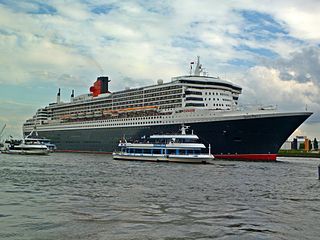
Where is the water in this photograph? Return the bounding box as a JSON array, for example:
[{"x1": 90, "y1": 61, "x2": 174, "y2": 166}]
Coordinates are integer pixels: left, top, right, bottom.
[{"x1": 0, "y1": 153, "x2": 319, "y2": 240}]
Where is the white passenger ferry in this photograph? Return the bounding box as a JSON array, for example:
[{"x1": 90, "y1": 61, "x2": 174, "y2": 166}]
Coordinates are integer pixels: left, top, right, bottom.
[
  {"x1": 112, "y1": 125, "x2": 214, "y2": 163},
  {"x1": 24, "y1": 128, "x2": 57, "y2": 152},
  {"x1": 1, "y1": 139, "x2": 49, "y2": 155}
]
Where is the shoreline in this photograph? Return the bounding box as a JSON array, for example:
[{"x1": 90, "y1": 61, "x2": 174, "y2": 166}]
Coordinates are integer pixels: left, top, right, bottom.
[{"x1": 278, "y1": 150, "x2": 320, "y2": 159}]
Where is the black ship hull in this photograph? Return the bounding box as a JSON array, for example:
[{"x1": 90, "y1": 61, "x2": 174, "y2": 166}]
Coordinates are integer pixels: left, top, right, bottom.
[{"x1": 26, "y1": 112, "x2": 312, "y2": 161}]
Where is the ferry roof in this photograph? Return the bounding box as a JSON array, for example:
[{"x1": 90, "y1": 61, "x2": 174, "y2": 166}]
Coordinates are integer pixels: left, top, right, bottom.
[{"x1": 150, "y1": 134, "x2": 199, "y2": 139}]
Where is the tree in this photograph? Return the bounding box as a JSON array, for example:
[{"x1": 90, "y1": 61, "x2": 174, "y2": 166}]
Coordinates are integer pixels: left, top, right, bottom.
[
  {"x1": 308, "y1": 140, "x2": 312, "y2": 151},
  {"x1": 314, "y1": 138, "x2": 318, "y2": 150},
  {"x1": 291, "y1": 138, "x2": 298, "y2": 150}
]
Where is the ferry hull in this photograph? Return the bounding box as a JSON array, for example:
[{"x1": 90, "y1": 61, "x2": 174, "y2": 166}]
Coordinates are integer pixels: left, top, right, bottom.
[
  {"x1": 112, "y1": 154, "x2": 212, "y2": 164},
  {"x1": 1, "y1": 149, "x2": 49, "y2": 155},
  {"x1": 25, "y1": 112, "x2": 311, "y2": 161}
]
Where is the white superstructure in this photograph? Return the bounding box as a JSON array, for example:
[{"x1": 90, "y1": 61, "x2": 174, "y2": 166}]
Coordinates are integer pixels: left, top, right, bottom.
[{"x1": 23, "y1": 57, "x2": 243, "y2": 133}]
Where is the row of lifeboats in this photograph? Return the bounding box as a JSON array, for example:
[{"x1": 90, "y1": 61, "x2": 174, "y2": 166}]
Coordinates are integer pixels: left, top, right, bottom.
[{"x1": 60, "y1": 106, "x2": 159, "y2": 120}]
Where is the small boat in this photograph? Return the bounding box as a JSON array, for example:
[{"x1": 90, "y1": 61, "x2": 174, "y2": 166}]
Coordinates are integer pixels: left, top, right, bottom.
[
  {"x1": 24, "y1": 127, "x2": 57, "y2": 152},
  {"x1": 112, "y1": 125, "x2": 214, "y2": 163},
  {"x1": 24, "y1": 137, "x2": 56, "y2": 152},
  {"x1": 1, "y1": 138, "x2": 49, "y2": 155}
]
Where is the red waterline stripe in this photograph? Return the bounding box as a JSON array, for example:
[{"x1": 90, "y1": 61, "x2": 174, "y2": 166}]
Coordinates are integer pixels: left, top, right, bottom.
[{"x1": 214, "y1": 154, "x2": 277, "y2": 161}]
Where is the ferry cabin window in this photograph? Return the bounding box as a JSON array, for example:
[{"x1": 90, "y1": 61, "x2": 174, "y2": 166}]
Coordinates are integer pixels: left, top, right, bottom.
[
  {"x1": 174, "y1": 138, "x2": 197, "y2": 143},
  {"x1": 167, "y1": 149, "x2": 176, "y2": 155},
  {"x1": 180, "y1": 149, "x2": 200, "y2": 155},
  {"x1": 135, "y1": 149, "x2": 143, "y2": 154},
  {"x1": 144, "y1": 149, "x2": 152, "y2": 154},
  {"x1": 194, "y1": 149, "x2": 201, "y2": 155},
  {"x1": 153, "y1": 149, "x2": 161, "y2": 154}
]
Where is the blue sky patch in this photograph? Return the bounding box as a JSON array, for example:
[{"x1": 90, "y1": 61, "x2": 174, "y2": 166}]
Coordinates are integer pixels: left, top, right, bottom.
[
  {"x1": 138, "y1": 0, "x2": 173, "y2": 16},
  {"x1": 91, "y1": 4, "x2": 116, "y2": 15},
  {"x1": 227, "y1": 58, "x2": 255, "y2": 68},
  {"x1": 0, "y1": 0, "x2": 57, "y2": 14},
  {"x1": 235, "y1": 44, "x2": 279, "y2": 58},
  {"x1": 236, "y1": 10, "x2": 288, "y2": 42},
  {"x1": 171, "y1": 36, "x2": 206, "y2": 49},
  {"x1": 240, "y1": 10, "x2": 287, "y2": 34},
  {"x1": 27, "y1": 2, "x2": 57, "y2": 15},
  {"x1": 0, "y1": 0, "x2": 57, "y2": 15}
]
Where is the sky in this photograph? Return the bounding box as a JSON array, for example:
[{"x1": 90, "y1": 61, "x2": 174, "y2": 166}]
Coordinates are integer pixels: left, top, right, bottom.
[{"x1": 0, "y1": 0, "x2": 320, "y2": 140}]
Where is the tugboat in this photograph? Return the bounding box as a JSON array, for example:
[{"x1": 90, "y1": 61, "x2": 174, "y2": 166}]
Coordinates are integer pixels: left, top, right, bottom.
[{"x1": 112, "y1": 125, "x2": 214, "y2": 163}]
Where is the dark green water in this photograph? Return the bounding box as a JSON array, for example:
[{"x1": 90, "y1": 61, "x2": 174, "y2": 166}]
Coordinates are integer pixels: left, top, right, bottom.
[{"x1": 0, "y1": 153, "x2": 319, "y2": 240}]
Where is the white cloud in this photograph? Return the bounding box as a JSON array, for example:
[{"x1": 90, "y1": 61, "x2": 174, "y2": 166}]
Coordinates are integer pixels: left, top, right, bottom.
[
  {"x1": 239, "y1": 66, "x2": 320, "y2": 110},
  {"x1": 245, "y1": 0, "x2": 320, "y2": 41},
  {"x1": 0, "y1": 0, "x2": 320, "y2": 138}
]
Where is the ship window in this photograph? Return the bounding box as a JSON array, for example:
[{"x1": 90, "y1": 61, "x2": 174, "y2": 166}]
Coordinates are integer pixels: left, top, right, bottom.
[{"x1": 185, "y1": 103, "x2": 205, "y2": 107}]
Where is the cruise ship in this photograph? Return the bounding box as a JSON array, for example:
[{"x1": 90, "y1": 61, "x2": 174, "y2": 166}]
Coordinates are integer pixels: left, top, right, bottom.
[{"x1": 23, "y1": 57, "x2": 312, "y2": 161}]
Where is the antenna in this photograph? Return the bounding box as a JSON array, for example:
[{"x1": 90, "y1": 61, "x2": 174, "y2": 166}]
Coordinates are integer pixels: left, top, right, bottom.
[
  {"x1": 190, "y1": 61, "x2": 195, "y2": 75},
  {"x1": 194, "y1": 56, "x2": 203, "y2": 76}
]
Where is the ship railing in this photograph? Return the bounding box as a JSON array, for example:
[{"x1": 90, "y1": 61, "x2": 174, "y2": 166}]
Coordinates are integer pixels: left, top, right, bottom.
[{"x1": 236, "y1": 104, "x2": 277, "y2": 111}]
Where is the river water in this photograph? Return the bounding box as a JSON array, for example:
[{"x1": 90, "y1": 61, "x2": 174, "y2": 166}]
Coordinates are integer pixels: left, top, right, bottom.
[{"x1": 0, "y1": 153, "x2": 319, "y2": 240}]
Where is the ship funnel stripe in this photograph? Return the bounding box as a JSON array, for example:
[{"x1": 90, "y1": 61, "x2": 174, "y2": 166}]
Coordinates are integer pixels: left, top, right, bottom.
[{"x1": 90, "y1": 76, "x2": 110, "y2": 97}]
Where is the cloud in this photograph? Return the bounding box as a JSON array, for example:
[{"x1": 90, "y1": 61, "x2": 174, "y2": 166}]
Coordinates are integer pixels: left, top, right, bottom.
[
  {"x1": 0, "y1": 100, "x2": 37, "y2": 138},
  {"x1": 253, "y1": 46, "x2": 320, "y2": 106},
  {"x1": 244, "y1": 0, "x2": 320, "y2": 41},
  {"x1": 0, "y1": 0, "x2": 320, "y2": 138},
  {"x1": 239, "y1": 65, "x2": 319, "y2": 109},
  {"x1": 270, "y1": 47, "x2": 320, "y2": 83},
  {"x1": 237, "y1": 46, "x2": 320, "y2": 128}
]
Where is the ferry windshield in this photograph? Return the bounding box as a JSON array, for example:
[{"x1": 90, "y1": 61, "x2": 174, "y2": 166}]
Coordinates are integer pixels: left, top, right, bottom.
[{"x1": 150, "y1": 138, "x2": 199, "y2": 144}]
